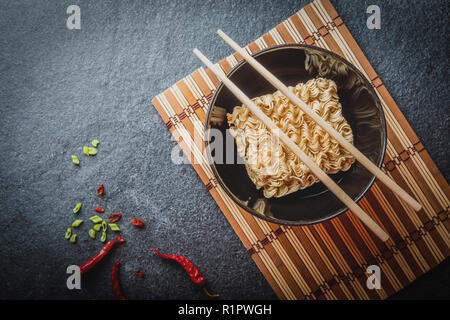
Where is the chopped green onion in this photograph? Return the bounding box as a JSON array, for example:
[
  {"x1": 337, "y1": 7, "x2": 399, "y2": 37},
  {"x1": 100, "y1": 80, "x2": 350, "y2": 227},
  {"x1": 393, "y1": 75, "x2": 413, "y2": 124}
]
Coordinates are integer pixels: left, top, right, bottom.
[
  {"x1": 109, "y1": 224, "x2": 120, "y2": 232},
  {"x1": 100, "y1": 231, "x2": 107, "y2": 242},
  {"x1": 90, "y1": 216, "x2": 103, "y2": 224},
  {"x1": 65, "y1": 228, "x2": 72, "y2": 240},
  {"x1": 72, "y1": 219, "x2": 84, "y2": 228},
  {"x1": 89, "y1": 229, "x2": 96, "y2": 239},
  {"x1": 83, "y1": 146, "x2": 90, "y2": 155},
  {"x1": 72, "y1": 202, "x2": 82, "y2": 214},
  {"x1": 93, "y1": 223, "x2": 102, "y2": 231},
  {"x1": 87, "y1": 147, "x2": 98, "y2": 155},
  {"x1": 71, "y1": 155, "x2": 80, "y2": 165},
  {"x1": 70, "y1": 234, "x2": 77, "y2": 244},
  {"x1": 101, "y1": 220, "x2": 107, "y2": 231},
  {"x1": 91, "y1": 139, "x2": 100, "y2": 147}
]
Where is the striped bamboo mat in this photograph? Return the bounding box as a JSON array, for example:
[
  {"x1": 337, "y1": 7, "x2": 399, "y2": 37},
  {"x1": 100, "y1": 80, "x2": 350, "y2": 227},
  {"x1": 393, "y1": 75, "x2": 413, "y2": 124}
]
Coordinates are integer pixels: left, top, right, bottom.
[{"x1": 151, "y1": 0, "x2": 449, "y2": 300}]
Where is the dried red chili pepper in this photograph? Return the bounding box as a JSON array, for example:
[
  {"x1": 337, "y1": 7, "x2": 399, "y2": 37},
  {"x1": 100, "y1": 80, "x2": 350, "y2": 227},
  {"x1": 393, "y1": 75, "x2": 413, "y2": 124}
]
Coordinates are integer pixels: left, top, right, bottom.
[
  {"x1": 94, "y1": 207, "x2": 104, "y2": 213},
  {"x1": 151, "y1": 249, "x2": 218, "y2": 297},
  {"x1": 131, "y1": 218, "x2": 145, "y2": 228},
  {"x1": 108, "y1": 212, "x2": 122, "y2": 223},
  {"x1": 97, "y1": 184, "x2": 104, "y2": 196},
  {"x1": 112, "y1": 260, "x2": 126, "y2": 300},
  {"x1": 79, "y1": 236, "x2": 125, "y2": 274},
  {"x1": 134, "y1": 270, "x2": 144, "y2": 278}
]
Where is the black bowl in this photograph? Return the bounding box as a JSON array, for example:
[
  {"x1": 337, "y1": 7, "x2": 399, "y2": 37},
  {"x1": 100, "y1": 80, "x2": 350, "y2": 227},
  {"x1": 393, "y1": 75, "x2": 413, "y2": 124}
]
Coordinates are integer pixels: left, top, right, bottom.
[{"x1": 204, "y1": 44, "x2": 386, "y2": 226}]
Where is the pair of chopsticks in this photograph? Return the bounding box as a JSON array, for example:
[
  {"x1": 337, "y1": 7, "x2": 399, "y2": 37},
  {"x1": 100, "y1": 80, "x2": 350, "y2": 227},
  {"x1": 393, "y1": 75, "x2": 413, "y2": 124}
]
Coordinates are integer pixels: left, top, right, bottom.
[{"x1": 193, "y1": 30, "x2": 422, "y2": 242}]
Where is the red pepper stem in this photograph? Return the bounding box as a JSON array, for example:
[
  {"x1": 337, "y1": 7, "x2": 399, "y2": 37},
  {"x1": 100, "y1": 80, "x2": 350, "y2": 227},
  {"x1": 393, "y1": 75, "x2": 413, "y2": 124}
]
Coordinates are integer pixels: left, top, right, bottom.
[{"x1": 202, "y1": 286, "x2": 219, "y2": 298}]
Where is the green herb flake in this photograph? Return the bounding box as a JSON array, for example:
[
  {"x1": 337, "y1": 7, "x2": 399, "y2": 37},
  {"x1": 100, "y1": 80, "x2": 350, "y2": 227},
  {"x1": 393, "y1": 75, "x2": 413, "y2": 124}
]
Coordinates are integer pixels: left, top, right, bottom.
[
  {"x1": 87, "y1": 147, "x2": 98, "y2": 156},
  {"x1": 109, "y1": 224, "x2": 120, "y2": 232},
  {"x1": 89, "y1": 229, "x2": 96, "y2": 239},
  {"x1": 72, "y1": 219, "x2": 84, "y2": 228},
  {"x1": 93, "y1": 223, "x2": 102, "y2": 231},
  {"x1": 91, "y1": 139, "x2": 100, "y2": 147},
  {"x1": 100, "y1": 231, "x2": 107, "y2": 242},
  {"x1": 72, "y1": 202, "x2": 82, "y2": 214},
  {"x1": 89, "y1": 216, "x2": 103, "y2": 224},
  {"x1": 71, "y1": 155, "x2": 80, "y2": 165},
  {"x1": 70, "y1": 234, "x2": 77, "y2": 244},
  {"x1": 65, "y1": 228, "x2": 72, "y2": 240},
  {"x1": 83, "y1": 146, "x2": 90, "y2": 155}
]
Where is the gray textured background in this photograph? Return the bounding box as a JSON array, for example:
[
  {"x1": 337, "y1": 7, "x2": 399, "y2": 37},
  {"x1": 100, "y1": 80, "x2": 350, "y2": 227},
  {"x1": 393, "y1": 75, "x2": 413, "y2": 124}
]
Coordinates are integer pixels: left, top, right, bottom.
[{"x1": 0, "y1": 0, "x2": 448, "y2": 300}]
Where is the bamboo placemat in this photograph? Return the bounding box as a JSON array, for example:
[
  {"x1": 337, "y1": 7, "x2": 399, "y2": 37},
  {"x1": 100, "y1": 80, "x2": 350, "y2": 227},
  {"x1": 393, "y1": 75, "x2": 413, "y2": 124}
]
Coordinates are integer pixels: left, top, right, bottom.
[{"x1": 151, "y1": 0, "x2": 449, "y2": 300}]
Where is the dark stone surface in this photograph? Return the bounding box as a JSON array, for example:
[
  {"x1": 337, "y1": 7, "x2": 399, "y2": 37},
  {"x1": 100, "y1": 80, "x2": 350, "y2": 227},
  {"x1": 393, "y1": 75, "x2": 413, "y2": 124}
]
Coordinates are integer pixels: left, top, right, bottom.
[{"x1": 0, "y1": 0, "x2": 448, "y2": 300}]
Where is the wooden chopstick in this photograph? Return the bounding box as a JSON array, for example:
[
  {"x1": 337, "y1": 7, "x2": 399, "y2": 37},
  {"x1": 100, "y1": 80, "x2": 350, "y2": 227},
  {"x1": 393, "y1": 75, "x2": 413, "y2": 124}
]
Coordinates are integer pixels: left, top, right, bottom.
[
  {"x1": 193, "y1": 48, "x2": 390, "y2": 242},
  {"x1": 216, "y1": 29, "x2": 422, "y2": 212}
]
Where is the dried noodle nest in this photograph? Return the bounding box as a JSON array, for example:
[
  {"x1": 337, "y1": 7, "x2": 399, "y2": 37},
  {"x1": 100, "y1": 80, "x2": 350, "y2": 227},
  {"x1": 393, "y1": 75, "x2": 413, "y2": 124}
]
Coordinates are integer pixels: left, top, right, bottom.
[{"x1": 227, "y1": 77, "x2": 355, "y2": 198}]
